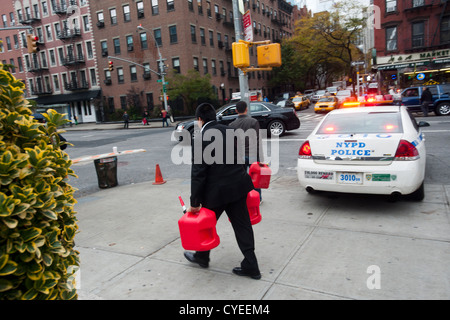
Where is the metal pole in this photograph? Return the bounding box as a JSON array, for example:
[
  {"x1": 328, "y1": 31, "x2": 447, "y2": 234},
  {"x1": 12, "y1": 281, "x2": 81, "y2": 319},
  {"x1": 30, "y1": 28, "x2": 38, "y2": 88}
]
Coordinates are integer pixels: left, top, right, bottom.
[{"x1": 232, "y1": 0, "x2": 250, "y2": 110}]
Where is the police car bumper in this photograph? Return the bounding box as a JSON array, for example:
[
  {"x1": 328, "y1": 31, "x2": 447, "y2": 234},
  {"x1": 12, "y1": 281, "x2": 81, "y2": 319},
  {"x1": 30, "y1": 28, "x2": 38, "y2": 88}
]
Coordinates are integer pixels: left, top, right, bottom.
[{"x1": 297, "y1": 159, "x2": 424, "y2": 196}]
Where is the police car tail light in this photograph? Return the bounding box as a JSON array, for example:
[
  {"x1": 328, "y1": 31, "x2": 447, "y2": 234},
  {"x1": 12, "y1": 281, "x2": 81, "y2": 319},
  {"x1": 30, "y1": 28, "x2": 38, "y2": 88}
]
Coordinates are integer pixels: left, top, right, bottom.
[
  {"x1": 395, "y1": 140, "x2": 419, "y2": 160},
  {"x1": 299, "y1": 141, "x2": 312, "y2": 159}
]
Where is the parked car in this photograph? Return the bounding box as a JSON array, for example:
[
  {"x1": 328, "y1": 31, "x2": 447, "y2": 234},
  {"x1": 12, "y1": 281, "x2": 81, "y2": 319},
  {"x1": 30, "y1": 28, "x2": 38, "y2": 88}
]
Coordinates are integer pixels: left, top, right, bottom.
[
  {"x1": 297, "y1": 106, "x2": 429, "y2": 200},
  {"x1": 311, "y1": 90, "x2": 326, "y2": 103},
  {"x1": 400, "y1": 84, "x2": 450, "y2": 116},
  {"x1": 335, "y1": 89, "x2": 353, "y2": 105},
  {"x1": 314, "y1": 96, "x2": 338, "y2": 113},
  {"x1": 326, "y1": 86, "x2": 339, "y2": 95},
  {"x1": 175, "y1": 101, "x2": 300, "y2": 141},
  {"x1": 303, "y1": 89, "x2": 315, "y2": 101},
  {"x1": 291, "y1": 95, "x2": 310, "y2": 110},
  {"x1": 276, "y1": 99, "x2": 295, "y2": 109}
]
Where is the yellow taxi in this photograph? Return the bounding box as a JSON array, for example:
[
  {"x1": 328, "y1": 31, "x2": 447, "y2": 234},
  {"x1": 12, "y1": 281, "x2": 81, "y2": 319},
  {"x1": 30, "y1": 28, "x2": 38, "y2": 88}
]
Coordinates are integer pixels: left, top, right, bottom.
[
  {"x1": 291, "y1": 95, "x2": 310, "y2": 111},
  {"x1": 314, "y1": 96, "x2": 338, "y2": 113}
]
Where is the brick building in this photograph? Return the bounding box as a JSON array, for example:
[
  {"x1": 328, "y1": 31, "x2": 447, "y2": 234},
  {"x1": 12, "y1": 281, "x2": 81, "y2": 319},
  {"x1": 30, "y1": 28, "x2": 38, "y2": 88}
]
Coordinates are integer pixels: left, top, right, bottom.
[
  {"x1": 4, "y1": 0, "x2": 101, "y2": 123},
  {"x1": 92, "y1": 0, "x2": 295, "y2": 120},
  {"x1": 1, "y1": 0, "x2": 295, "y2": 123},
  {"x1": 374, "y1": 0, "x2": 450, "y2": 91}
]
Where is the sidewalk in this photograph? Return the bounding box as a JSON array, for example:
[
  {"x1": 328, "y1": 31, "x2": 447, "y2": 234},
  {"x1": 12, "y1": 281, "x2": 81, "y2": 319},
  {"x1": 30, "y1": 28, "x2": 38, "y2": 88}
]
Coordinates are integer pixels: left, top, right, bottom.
[
  {"x1": 74, "y1": 174, "x2": 450, "y2": 300},
  {"x1": 64, "y1": 119, "x2": 181, "y2": 131}
]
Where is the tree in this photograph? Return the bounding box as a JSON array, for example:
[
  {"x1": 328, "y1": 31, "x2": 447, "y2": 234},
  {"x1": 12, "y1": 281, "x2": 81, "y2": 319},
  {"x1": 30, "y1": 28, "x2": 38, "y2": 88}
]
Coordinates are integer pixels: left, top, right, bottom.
[
  {"x1": 166, "y1": 69, "x2": 217, "y2": 115},
  {"x1": 274, "y1": 0, "x2": 367, "y2": 90},
  {"x1": 0, "y1": 64, "x2": 79, "y2": 300}
]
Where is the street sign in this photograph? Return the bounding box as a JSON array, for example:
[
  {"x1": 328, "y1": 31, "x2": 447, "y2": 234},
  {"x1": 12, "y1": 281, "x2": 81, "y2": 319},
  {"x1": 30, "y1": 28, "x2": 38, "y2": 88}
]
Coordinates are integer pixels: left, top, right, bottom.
[
  {"x1": 243, "y1": 10, "x2": 253, "y2": 42},
  {"x1": 157, "y1": 79, "x2": 162, "y2": 83},
  {"x1": 351, "y1": 61, "x2": 365, "y2": 67}
]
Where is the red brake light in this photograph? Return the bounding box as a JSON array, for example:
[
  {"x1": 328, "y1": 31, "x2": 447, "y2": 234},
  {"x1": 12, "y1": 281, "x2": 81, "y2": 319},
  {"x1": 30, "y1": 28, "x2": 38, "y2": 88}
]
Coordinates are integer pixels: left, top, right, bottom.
[
  {"x1": 299, "y1": 140, "x2": 312, "y2": 158},
  {"x1": 395, "y1": 140, "x2": 419, "y2": 160}
]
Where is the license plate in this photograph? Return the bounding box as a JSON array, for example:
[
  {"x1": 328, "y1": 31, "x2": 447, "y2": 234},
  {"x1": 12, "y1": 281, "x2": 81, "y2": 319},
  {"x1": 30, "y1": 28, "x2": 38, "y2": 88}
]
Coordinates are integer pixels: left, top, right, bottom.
[{"x1": 338, "y1": 172, "x2": 363, "y2": 184}]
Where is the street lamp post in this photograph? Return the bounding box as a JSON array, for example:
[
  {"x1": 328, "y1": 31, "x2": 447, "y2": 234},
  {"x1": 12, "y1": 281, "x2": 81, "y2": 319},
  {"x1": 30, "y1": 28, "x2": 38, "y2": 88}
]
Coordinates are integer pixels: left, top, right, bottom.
[{"x1": 137, "y1": 25, "x2": 168, "y2": 111}]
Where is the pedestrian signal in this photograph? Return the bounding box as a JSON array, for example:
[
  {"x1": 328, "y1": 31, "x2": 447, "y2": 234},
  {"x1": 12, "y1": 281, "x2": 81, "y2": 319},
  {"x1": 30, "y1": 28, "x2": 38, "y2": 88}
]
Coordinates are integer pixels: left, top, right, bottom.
[
  {"x1": 26, "y1": 34, "x2": 39, "y2": 54},
  {"x1": 232, "y1": 42, "x2": 250, "y2": 68},
  {"x1": 108, "y1": 60, "x2": 114, "y2": 72},
  {"x1": 257, "y1": 43, "x2": 281, "y2": 67}
]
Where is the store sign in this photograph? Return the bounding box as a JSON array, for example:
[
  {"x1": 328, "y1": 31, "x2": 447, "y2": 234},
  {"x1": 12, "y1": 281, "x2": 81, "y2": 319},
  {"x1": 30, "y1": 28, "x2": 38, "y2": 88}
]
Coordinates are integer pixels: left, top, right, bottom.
[{"x1": 416, "y1": 73, "x2": 425, "y2": 81}]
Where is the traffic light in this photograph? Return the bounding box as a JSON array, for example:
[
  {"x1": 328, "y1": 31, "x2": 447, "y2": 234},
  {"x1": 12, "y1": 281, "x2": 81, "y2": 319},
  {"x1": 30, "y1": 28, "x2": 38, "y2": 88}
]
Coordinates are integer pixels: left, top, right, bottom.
[
  {"x1": 26, "y1": 34, "x2": 39, "y2": 54},
  {"x1": 108, "y1": 60, "x2": 114, "y2": 72},
  {"x1": 232, "y1": 42, "x2": 250, "y2": 68},
  {"x1": 257, "y1": 43, "x2": 281, "y2": 67}
]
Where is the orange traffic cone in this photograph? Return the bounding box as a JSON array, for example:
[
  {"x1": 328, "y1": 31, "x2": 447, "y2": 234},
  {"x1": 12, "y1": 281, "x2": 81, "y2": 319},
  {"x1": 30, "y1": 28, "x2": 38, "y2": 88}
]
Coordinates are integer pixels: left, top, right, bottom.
[{"x1": 153, "y1": 164, "x2": 166, "y2": 185}]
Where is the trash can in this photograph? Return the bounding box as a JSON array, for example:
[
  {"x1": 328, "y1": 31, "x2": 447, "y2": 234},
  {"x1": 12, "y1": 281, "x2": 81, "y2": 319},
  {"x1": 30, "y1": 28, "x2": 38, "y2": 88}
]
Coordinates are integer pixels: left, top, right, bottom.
[{"x1": 94, "y1": 157, "x2": 118, "y2": 188}]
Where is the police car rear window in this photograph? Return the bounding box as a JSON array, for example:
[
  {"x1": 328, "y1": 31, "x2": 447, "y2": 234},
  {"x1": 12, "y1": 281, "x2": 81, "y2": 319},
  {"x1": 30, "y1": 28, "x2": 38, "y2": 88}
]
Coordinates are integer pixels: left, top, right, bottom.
[{"x1": 317, "y1": 112, "x2": 403, "y2": 135}]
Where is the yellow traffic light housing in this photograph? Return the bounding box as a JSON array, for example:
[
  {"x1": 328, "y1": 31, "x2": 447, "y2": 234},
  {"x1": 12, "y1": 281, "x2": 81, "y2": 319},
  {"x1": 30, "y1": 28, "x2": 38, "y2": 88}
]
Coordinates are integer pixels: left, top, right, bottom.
[
  {"x1": 257, "y1": 43, "x2": 281, "y2": 67},
  {"x1": 108, "y1": 60, "x2": 114, "y2": 72},
  {"x1": 26, "y1": 34, "x2": 39, "y2": 54},
  {"x1": 232, "y1": 42, "x2": 250, "y2": 68}
]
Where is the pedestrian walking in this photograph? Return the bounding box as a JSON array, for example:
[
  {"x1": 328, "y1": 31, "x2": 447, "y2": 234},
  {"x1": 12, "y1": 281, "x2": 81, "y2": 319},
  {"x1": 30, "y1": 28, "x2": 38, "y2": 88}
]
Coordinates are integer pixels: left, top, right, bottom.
[
  {"x1": 183, "y1": 103, "x2": 261, "y2": 280},
  {"x1": 420, "y1": 87, "x2": 432, "y2": 117},
  {"x1": 161, "y1": 108, "x2": 169, "y2": 127},
  {"x1": 229, "y1": 101, "x2": 264, "y2": 203},
  {"x1": 123, "y1": 111, "x2": 130, "y2": 129}
]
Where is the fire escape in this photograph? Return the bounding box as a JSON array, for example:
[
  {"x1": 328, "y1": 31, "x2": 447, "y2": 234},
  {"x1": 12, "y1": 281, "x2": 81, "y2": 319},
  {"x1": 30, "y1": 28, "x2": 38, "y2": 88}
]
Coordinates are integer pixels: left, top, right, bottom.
[{"x1": 54, "y1": 0, "x2": 88, "y2": 91}]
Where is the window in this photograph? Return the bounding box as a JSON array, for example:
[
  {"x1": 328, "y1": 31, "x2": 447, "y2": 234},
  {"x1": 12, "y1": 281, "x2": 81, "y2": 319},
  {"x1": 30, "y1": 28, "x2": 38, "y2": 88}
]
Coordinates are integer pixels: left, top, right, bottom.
[
  {"x1": 386, "y1": 26, "x2": 397, "y2": 51},
  {"x1": 117, "y1": 67, "x2": 124, "y2": 83},
  {"x1": 209, "y1": 30, "x2": 214, "y2": 46},
  {"x1": 97, "y1": 12, "x2": 104, "y2": 23},
  {"x1": 412, "y1": 21, "x2": 424, "y2": 48},
  {"x1": 146, "y1": 93, "x2": 154, "y2": 109},
  {"x1": 140, "y1": 32, "x2": 148, "y2": 49},
  {"x1": 126, "y1": 35, "x2": 134, "y2": 51},
  {"x1": 143, "y1": 63, "x2": 151, "y2": 79},
  {"x1": 49, "y1": 49, "x2": 56, "y2": 65},
  {"x1": 172, "y1": 57, "x2": 180, "y2": 73},
  {"x1": 53, "y1": 75, "x2": 60, "y2": 91},
  {"x1": 188, "y1": 0, "x2": 194, "y2": 11},
  {"x1": 113, "y1": 38, "x2": 121, "y2": 54},
  {"x1": 130, "y1": 66, "x2": 137, "y2": 81},
  {"x1": 45, "y1": 25, "x2": 52, "y2": 41},
  {"x1": 441, "y1": 16, "x2": 450, "y2": 44},
  {"x1": 152, "y1": 0, "x2": 159, "y2": 15},
  {"x1": 412, "y1": 0, "x2": 424, "y2": 7},
  {"x1": 123, "y1": 5, "x2": 131, "y2": 22},
  {"x1": 167, "y1": 0, "x2": 174, "y2": 11},
  {"x1": 110, "y1": 8, "x2": 117, "y2": 24},
  {"x1": 386, "y1": 0, "x2": 397, "y2": 12},
  {"x1": 154, "y1": 29, "x2": 162, "y2": 46},
  {"x1": 137, "y1": 1, "x2": 144, "y2": 18},
  {"x1": 90, "y1": 68, "x2": 97, "y2": 86},
  {"x1": 200, "y1": 28, "x2": 205, "y2": 45},
  {"x1": 120, "y1": 96, "x2": 127, "y2": 109},
  {"x1": 83, "y1": 15, "x2": 90, "y2": 31},
  {"x1": 193, "y1": 57, "x2": 199, "y2": 71},
  {"x1": 203, "y1": 58, "x2": 208, "y2": 74},
  {"x1": 211, "y1": 59, "x2": 216, "y2": 75},
  {"x1": 101, "y1": 41, "x2": 108, "y2": 56},
  {"x1": 191, "y1": 25, "x2": 197, "y2": 43},
  {"x1": 198, "y1": 0, "x2": 203, "y2": 14},
  {"x1": 86, "y1": 41, "x2": 93, "y2": 58},
  {"x1": 206, "y1": 1, "x2": 211, "y2": 17},
  {"x1": 2, "y1": 14, "x2": 7, "y2": 27},
  {"x1": 169, "y1": 25, "x2": 177, "y2": 43}
]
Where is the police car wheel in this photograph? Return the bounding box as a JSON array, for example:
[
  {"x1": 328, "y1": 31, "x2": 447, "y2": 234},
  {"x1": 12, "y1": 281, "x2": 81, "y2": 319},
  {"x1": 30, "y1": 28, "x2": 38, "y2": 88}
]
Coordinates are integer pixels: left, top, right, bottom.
[{"x1": 409, "y1": 182, "x2": 425, "y2": 201}]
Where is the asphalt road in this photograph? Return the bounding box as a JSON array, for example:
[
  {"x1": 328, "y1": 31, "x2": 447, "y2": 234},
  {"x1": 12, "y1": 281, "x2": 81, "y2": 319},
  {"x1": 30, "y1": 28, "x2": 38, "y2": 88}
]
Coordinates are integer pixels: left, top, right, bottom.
[{"x1": 63, "y1": 106, "x2": 450, "y2": 199}]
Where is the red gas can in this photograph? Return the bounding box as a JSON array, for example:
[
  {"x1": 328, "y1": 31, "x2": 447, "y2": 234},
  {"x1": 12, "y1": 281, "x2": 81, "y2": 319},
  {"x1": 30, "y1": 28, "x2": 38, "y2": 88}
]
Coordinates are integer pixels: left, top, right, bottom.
[
  {"x1": 249, "y1": 162, "x2": 271, "y2": 189},
  {"x1": 178, "y1": 208, "x2": 220, "y2": 251},
  {"x1": 247, "y1": 190, "x2": 262, "y2": 225}
]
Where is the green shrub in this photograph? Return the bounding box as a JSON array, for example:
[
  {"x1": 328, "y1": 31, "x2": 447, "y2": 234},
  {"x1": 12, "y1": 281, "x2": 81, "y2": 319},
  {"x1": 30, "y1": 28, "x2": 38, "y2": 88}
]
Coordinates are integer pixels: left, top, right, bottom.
[{"x1": 0, "y1": 65, "x2": 79, "y2": 299}]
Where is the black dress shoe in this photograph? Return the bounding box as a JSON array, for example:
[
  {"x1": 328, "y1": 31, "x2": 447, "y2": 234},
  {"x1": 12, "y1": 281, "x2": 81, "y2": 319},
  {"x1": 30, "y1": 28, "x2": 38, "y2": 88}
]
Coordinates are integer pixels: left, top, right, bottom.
[
  {"x1": 232, "y1": 267, "x2": 261, "y2": 280},
  {"x1": 183, "y1": 252, "x2": 209, "y2": 268}
]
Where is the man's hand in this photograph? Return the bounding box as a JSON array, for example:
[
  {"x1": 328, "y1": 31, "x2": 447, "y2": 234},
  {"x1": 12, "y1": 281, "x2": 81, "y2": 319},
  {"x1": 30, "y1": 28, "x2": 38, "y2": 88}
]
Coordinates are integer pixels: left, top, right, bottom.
[{"x1": 187, "y1": 206, "x2": 201, "y2": 213}]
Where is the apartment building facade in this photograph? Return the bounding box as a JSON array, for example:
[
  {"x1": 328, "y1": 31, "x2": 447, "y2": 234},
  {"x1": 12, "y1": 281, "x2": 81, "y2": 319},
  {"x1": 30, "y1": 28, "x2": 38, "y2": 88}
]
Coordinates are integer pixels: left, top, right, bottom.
[
  {"x1": 374, "y1": 0, "x2": 450, "y2": 90},
  {"x1": 4, "y1": 0, "x2": 100, "y2": 123},
  {"x1": 2, "y1": 0, "x2": 295, "y2": 123},
  {"x1": 92, "y1": 0, "x2": 295, "y2": 120}
]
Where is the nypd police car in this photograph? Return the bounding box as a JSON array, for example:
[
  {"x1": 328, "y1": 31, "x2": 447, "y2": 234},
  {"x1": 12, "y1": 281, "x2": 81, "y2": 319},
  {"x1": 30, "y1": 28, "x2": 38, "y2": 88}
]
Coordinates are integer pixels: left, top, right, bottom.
[{"x1": 297, "y1": 106, "x2": 429, "y2": 200}]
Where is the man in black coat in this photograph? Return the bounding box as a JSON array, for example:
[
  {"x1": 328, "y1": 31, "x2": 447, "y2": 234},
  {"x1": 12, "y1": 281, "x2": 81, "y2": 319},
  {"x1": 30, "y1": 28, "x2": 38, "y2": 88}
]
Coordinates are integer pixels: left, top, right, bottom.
[
  {"x1": 183, "y1": 103, "x2": 261, "y2": 279},
  {"x1": 420, "y1": 87, "x2": 432, "y2": 117}
]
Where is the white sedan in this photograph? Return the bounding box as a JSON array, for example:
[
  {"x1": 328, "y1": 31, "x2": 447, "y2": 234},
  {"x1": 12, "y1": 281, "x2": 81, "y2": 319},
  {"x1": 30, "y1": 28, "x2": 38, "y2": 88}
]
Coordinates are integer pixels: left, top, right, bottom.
[{"x1": 297, "y1": 106, "x2": 430, "y2": 200}]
